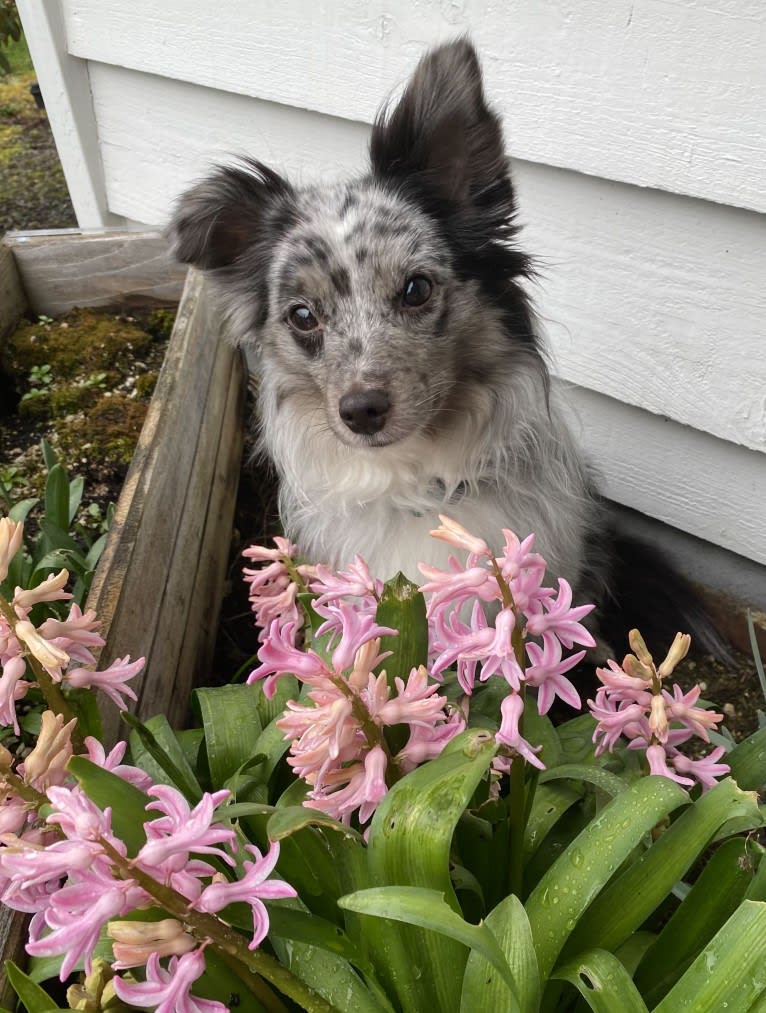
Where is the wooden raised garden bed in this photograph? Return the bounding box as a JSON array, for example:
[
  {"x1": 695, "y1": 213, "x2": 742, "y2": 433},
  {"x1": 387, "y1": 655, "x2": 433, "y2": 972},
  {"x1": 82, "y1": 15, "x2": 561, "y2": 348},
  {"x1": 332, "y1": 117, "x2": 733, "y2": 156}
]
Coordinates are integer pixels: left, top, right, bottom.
[
  {"x1": 1, "y1": 229, "x2": 247, "y2": 739},
  {"x1": 0, "y1": 232, "x2": 247, "y2": 1001}
]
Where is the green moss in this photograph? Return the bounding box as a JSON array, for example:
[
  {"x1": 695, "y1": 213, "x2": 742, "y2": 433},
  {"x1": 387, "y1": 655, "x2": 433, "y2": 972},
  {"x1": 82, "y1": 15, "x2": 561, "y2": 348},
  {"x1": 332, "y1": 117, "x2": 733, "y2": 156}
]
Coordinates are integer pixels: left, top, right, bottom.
[
  {"x1": 56, "y1": 394, "x2": 148, "y2": 472},
  {"x1": 3, "y1": 309, "x2": 154, "y2": 381},
  {"x1": 146, "y1": 309, "x2": 176, "y2": 341},
  {"x1": 134, "y1": 370, "x2": 159, "y2": 399}
]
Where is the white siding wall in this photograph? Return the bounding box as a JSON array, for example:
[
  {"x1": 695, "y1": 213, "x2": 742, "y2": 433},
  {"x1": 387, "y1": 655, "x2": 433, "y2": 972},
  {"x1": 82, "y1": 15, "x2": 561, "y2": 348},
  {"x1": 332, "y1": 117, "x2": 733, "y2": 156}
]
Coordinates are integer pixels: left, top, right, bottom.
[{"x1": 17, "y1": 0, "x2": 766, "y2": 566}]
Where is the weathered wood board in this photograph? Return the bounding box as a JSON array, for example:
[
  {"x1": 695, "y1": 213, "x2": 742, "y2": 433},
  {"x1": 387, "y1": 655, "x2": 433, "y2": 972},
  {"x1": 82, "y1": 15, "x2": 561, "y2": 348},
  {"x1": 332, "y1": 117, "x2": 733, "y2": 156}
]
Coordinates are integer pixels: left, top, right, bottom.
[
  {"x1": 5, "y1": 229, "x2": 187, "y2": 316},
  {"x1": 0, "y1": 242, "x2": 27, "y2": 340},
  {"x1": 86, "y1": 268, "x2": 246, "y2": 742}
]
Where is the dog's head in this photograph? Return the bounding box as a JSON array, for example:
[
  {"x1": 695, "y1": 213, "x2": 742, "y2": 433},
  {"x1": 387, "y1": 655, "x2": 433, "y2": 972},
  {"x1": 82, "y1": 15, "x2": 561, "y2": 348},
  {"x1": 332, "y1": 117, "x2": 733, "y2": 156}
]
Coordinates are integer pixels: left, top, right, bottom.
[{"x1": 169, "y1": 39, "x2": 538, "y2": 449}]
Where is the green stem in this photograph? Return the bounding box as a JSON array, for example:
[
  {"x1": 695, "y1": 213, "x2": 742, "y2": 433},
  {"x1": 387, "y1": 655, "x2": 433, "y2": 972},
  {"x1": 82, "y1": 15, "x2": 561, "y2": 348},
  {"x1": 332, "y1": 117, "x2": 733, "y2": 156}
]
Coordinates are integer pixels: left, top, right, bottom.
[{"x1": 100, "y1": 839, "x2": 342, "y2": 1013}]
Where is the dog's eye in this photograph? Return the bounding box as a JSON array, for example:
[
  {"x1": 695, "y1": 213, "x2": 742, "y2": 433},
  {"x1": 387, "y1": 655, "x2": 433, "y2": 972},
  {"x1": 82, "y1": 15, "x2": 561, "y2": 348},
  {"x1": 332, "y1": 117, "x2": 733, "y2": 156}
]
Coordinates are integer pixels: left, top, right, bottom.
[
  {"x1": 288, "y1": 305, "x2": 320, "y2": 332},
  {"x1": 402, "y1": 276, "x2": 432, "y2": 308}
]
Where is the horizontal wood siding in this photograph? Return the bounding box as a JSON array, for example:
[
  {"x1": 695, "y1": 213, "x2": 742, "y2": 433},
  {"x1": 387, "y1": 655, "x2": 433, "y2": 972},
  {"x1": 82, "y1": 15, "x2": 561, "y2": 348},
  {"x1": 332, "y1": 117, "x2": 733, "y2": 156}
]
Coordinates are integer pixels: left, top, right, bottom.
[{"x1": 63, "y1": 0, "x2": 766, "y2": 212}]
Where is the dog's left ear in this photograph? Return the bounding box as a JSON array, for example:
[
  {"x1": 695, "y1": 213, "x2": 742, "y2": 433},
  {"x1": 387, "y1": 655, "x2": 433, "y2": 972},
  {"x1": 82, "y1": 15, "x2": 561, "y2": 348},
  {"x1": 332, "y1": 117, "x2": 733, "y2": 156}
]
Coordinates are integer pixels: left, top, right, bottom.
[{"x1": 370, "y1": 38, "x2": 512, "y2": 231}]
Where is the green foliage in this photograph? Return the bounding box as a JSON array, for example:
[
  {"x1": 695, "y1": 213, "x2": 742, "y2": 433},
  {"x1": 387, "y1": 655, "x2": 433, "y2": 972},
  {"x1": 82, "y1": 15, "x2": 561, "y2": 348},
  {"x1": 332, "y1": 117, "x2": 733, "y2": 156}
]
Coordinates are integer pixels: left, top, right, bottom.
[
  {"x1": 17, "y1": 570, "x2": 766, "y2": 1012},
  {"x1": 0, "y1": 1, "x2": 22, "y2": 76},
  {"x1": 0, "y1": 438, "x2": 111, "y2": 610}
]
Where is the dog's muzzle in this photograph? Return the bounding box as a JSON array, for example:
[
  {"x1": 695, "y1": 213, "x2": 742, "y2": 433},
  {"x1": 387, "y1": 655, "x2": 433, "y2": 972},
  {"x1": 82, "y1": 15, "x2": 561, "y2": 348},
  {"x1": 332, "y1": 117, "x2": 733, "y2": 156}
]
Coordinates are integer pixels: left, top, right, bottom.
[{"x1": 338, "y1": 388, "x2": 390, "y2": 436}]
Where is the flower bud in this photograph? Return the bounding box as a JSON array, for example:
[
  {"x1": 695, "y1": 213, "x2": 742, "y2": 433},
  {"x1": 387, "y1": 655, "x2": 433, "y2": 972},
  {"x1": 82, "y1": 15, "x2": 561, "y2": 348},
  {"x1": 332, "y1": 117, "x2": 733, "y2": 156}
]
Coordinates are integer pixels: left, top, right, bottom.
[
  {"x1": 13, "y1": 569, "x2": 71, "y2": 609},
  {"x1": 107, "y1": 918, "x2": 197, "y2": 968},
  {"x1": 429, "y1": 515, "x2": 491, "y2": 557},
  {"x1": 14, "y1": 620, "x2": 69, "y2": 675},
  {"x1": 622, "y1": 653, "x2": 653, "y2": 684},
  {"x1": 22, "y1": 710, "x2": 76, "y2": 790},
  {"x1": 0, "y1": 518, "x2": 24, "y2": 584},
  {"x1": 628, "y1": 629, "x2": 654, "y2": 668},
  {"x1": 648, "y1": 693, "x2": 669, "y2": 743},
  {"x1": 657, "y1": 632, "x2": 692, "y2": 680}
]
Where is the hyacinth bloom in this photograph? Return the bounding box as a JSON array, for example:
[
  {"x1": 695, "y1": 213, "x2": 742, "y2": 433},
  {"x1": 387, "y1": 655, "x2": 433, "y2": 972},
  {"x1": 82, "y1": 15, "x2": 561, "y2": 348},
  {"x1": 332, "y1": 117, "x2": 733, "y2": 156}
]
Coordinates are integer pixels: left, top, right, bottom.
[
  {"x1": 242, "y1": 536, "x2": 315, "y2": 639},
  {"x1": 114, "y1": 948, "x2": 227, "y2": 1013},
  {"x1": 244, "y1": 515, "x2": 598, "y2": 819},
  {"x1": 197, "y1": 842, "x2": 296, "y2": 949},
  {"x1": 588, "y1": 629, "x2": 729, "y2": 791},
  {"x1": 0, "y1": 548, "x2": 145, "y2": 729}
]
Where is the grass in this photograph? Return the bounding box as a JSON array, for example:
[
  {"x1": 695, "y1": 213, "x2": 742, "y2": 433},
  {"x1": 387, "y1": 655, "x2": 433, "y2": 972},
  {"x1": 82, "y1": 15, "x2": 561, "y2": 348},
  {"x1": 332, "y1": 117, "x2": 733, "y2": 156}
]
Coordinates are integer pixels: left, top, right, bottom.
[{"x1": 1, "y1": 30, "x2": 32, "y2": 76}]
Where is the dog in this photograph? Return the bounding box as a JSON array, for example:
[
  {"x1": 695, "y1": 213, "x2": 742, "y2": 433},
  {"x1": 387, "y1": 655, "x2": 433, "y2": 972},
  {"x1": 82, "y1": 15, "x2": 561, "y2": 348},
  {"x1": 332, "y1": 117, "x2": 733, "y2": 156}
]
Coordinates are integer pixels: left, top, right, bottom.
[{"x1": 168, "y1": 38, "x2": 723, "y2": 657}]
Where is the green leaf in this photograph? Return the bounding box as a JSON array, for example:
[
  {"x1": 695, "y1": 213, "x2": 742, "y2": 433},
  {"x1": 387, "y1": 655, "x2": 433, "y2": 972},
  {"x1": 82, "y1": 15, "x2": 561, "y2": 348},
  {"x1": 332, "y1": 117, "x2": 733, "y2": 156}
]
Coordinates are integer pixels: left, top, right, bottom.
[
  {"x1": 524, "y1": 774, "x2": 688, "y2": 983},
  {"x1": 727, "y1": 726, "x2": 766, "y2": 791},
  {"x1": 8, "y1": 496, "x2": 38, "y2": 524},
  {"x1": 43, "y1": 464, "x2": 69, "y2": 533},
  {"x1": 653, "y1": 900, "x2": 766, "y2": 1013},
  {"x1": 125, "y1": 712, "x2": 203, "y2": 802},
  {"x1": 37, "y1": 518, "x2": 80, "y2": 555},
  {"x1": 563, "y1": 777, "x2": 763, "y2": 959},
  {"x1": 362, "y1": 729, "x2": 498, "y2": 1013},
  {"x1": 552, "y1": 949, "x2": 649, "y2": 1013},
  {"x1": 67, "y1": 756, "x2": 151, "y2": 855},
  {"x1": 193, "y1": 684, "x2": 264, "y2": 787},
  {"x1": 68, "y1": 474, "x2": 84, "y2": 525},
  {"x1": 461, "y1": 893, "x2": 539, "y2": 1013},
  {"x1": 3, "y1": 961, "x2": 65, "y2": 1013},
  {"x1": 40, "y1": 438, "x2": 58, "y2": 471},
  {"x1": 268, "y1": 805, "x2": 364, "y2": 844},
  {"x1": 634, "y1": 837, "x2": 761, "y2": 1006},
  {"x1": 268, "y1": 903, "x2": 365, "y2": 965},
  {"x1": 339, "y1": 887, "x2": 519, "y2": 1005},
  {"x1": 538, "y1": 763, "x2": 629, "y2": 798},
  {"x1": 523, "y1": 781, "x2": 582, "y2": 861},
  {"x1": 66, "y1": 687, "x2": 103, "y2": 740},
  {"x1": 375, "y1": 573, "x2": 428, "y2": 683}
]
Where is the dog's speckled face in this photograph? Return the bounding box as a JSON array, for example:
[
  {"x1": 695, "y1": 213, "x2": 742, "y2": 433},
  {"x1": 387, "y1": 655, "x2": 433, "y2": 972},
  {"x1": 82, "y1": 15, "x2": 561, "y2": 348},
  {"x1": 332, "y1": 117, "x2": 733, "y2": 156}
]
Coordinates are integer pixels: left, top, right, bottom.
[
  {"x1": 260, "y1": 181, "x2": 483, "y2": 448},
  {"x1": 169, "y1": 39, "x2": 537, "y2": 450}
]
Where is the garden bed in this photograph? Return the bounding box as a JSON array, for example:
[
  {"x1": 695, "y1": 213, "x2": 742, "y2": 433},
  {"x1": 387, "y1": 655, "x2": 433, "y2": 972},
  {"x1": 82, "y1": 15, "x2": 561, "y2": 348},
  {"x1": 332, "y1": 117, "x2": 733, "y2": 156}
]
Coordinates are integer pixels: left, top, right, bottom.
[{"x1": 1, "y1": 230, "x2": 246, "y2": 740}]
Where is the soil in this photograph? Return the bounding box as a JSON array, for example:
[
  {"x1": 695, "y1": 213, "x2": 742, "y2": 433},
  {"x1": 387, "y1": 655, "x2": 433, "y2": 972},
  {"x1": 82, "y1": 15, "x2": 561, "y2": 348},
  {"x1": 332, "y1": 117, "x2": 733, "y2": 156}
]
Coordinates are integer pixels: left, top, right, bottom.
[{"x1": 1, "y1": 56, "x2": 762, "y2": 747}]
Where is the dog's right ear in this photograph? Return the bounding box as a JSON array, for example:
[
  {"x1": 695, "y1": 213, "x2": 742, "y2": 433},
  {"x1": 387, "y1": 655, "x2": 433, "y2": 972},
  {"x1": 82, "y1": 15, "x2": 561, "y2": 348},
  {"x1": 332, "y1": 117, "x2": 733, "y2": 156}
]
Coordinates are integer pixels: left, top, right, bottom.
[{"x1": 168, "y1": 158, "x2": 295, "y2": 271}]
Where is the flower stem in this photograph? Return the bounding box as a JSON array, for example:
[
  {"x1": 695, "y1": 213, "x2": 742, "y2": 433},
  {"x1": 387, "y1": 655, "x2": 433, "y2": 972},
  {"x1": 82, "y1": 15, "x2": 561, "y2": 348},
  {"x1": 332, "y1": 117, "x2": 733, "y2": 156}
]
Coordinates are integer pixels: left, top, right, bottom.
[{"x1": 100, "y1": 839, "x2": 343, "y2": 1013}]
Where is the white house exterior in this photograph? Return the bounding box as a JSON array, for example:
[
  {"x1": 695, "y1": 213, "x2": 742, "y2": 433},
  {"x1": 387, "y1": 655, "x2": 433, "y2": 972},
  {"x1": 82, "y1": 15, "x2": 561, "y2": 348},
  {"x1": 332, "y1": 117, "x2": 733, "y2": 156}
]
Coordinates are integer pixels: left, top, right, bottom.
[{"x1": 16, "y1": 1, "x2": 766, "y2": 596}]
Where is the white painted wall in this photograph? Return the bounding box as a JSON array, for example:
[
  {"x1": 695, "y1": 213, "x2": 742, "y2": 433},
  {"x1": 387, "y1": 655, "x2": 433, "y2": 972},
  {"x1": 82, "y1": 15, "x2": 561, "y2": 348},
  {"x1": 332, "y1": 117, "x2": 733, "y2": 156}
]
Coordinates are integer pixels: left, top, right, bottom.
[{"x1": 16, "y1": 0, "x2": 766, "y2": 571}]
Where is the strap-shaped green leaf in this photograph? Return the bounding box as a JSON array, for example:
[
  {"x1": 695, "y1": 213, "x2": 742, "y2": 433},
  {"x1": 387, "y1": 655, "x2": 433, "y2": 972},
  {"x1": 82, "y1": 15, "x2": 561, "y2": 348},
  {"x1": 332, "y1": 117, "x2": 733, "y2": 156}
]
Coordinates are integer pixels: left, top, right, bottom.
[
  {"x1": 43, "y1": 464, "x2": 70, "y2": 534},
  {"x1": 727, "y1": 726, "x2": 766, "y2": 791},
  {"x1": 125, "y1": 712, "x2": 203, "y2": 802},
  {"x1": 653, "y1": 900, "x2": 766, "y2": 1013},
  {"x1": 635, "y1": 836, "x2": 760, "y2": 1007},
  {"x1": 375, "y1": 572, "x2": 428, "y2": 684},
  {"x1": 461, "y1": 893, "x2": 540, "y2": 1013},
  {"x1": 523, "y1": 781, "x2": 582, "y2": 861},
  {"x1": 339, "y1": 886, "x2": 519, "y2": 1008},
  {"x1": 525, "y1": 775, "x2": 688, "y2": 983},
  {"x1": 563, "y1": 777, "x2": 762, "y2": 959},
  {"x1": 67, "y1": 755, "x2": 152, "y2": 856},
  {"x1": 193, "y1": 684, "x2": 263, "y2": 787},
  {"x1": 361, "y1": 729, "x2": 498, "y2": 1013},
  {"x1": 3, "y1": 961, "x2": 65, "y2": 1013},
  {"x1": 552, "y1": 949, "x2": 649, "y2": 1013}
]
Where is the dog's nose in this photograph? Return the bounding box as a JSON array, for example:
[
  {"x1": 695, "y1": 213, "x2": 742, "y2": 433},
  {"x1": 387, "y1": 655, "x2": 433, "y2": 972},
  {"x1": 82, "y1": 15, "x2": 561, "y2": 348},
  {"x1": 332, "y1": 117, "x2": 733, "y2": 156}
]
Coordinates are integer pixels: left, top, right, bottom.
[{"x1": 338, "y1": 388, "x2": 390, "y2": 435}]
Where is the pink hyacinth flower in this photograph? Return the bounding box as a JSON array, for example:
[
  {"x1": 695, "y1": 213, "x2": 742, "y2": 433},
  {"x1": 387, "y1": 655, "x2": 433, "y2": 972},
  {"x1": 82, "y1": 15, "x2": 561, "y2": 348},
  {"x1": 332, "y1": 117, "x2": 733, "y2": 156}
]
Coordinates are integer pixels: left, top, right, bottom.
[
  {"x1": 196, "y1": 841, "x2": 296, "y2": 949},
  {"x1": 64, "y1": 654, "x2": 143, "y2": 710},
  {"x1": 524, "y1": 578, "x2": 596, "y2": 650},
  {"x1": 114, "y1": 948, "x2": 226, "y2": 1013},
  {"x1": 496, "y1": 692, "x2": 545, "y2": 770}
]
